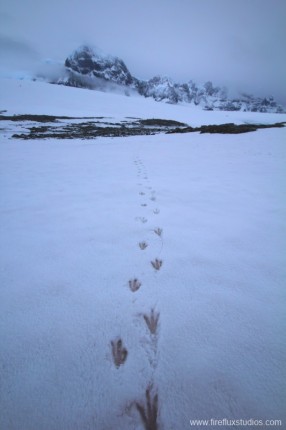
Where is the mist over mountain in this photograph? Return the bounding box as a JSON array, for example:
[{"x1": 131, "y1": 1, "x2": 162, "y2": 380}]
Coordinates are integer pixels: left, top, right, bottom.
[{"x1": 51, "y1": 45, "x2": 285, "y2": 114}]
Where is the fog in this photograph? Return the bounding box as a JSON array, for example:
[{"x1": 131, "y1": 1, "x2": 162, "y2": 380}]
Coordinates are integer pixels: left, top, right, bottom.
[{"x1": 1, "y1": 0, "x2": 286, "y2": 103}]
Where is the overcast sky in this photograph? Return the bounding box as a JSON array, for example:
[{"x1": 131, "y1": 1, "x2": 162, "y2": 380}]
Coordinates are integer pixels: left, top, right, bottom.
[{"x1": 1, "y1": 0, "x2": 286, "y2": 102}]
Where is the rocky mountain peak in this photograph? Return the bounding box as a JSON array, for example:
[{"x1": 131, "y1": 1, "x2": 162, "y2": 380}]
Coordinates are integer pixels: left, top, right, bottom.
[{"x1": 65, "y1": 45, "x2": 133, "y2": 86}]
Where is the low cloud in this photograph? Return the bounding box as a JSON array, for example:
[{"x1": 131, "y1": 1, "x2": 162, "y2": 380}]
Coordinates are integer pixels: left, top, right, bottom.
[
  {"x1": 1, "y1": 0, "x2": 285, "y2": 104},
  {"x1": 0, "y1": 34, "x2": 40, "y2": 76}
]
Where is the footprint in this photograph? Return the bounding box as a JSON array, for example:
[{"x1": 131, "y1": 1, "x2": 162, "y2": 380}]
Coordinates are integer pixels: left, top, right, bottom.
[
  {"x1": 135, "y1": 216, "x2": 148, "y2": 223},
  {"x1": 151, "y1": 259, "x2": 163, "y2": 271},
  {"x1": 153, "y1": 227, "x2": 163, "y2": 236},
  {"x1": 111, "y1": 338, "x2": 128, "y2": 368},
  {"x1": 143, "y1": 309, "x2": 160, "y2": 335},
  {"x1": 129, "y1": 278, "x2": 142, "y2": 292},
  {"x1": 135, "y1": 384, "x2": 159, "y2": 430},
  {"x1": 139, "y1": 241, "x2": 148, "y2": 250}
]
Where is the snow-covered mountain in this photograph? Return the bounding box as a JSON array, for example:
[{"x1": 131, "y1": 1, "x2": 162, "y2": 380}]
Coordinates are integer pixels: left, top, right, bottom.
[
  {"x1": 64, "y1": 45, "x2": 133, "y2": 86},
  {"x1": 55, "y1": 45, "x2": 285, "y2": 113}
]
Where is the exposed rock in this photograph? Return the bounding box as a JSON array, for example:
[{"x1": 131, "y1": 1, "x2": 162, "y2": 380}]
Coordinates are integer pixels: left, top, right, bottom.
[{"x1": 65, "y1": 45, "x2": 133, "y2": 86}]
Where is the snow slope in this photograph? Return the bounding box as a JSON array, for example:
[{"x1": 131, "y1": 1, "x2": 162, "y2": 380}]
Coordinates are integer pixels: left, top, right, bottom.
[
  {"x1": 1, "y1": 78, "x2": 286, "y2": 126},
  {"x1": 0, "y1": 78, "x2": 286, "y2": 430}
]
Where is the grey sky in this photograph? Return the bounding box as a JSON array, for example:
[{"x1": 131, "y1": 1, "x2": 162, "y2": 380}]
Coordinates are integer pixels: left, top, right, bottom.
[{"x1": 1, "y1": 0, "x2": 286, "y2": 102}]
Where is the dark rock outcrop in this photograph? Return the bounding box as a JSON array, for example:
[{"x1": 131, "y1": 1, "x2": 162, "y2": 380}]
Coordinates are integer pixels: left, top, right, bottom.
[{"x1": 65, "y1": 45, "x2": 133, "y2": 86}]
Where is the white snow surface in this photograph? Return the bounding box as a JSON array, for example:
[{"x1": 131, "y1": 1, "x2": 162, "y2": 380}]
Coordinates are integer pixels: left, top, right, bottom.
[
  {"x1": 2, "y1": 77, "x2": 286, "y2": 126},
  {"x1": 0, "y1": 78, "x2": 286, "y2": 429}
]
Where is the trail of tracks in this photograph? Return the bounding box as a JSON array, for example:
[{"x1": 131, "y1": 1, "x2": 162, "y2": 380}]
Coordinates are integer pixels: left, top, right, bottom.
[{"x1": 111, "y1": 155, "x2": 164, "y2": 429}]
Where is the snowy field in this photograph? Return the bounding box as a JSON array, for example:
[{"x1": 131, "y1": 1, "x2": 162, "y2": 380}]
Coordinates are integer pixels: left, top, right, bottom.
[{"x1": 0, "y1": 79, "x2": 286, "y2": 429}]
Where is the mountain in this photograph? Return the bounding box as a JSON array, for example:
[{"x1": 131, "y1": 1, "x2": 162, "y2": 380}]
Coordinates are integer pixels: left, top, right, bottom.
[
  {"x1": 65, "y1": 45, "x2": 133, "y2": 86},
  {"x1": 54, "y1": 45, "x2": 285, "y2": 113}
]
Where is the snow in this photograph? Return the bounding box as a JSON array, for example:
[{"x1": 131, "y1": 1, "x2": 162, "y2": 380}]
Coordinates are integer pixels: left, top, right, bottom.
[
  {"x1": 1, "y1": 77, "x2": 286, "y2": 126},
  {"x1": 0, "y1": 78, "x2": 286, "y2": 429}
]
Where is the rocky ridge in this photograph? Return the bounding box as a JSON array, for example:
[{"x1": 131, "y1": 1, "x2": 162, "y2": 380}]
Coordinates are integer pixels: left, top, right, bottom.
[{"x1": 54, "y1": 45, "x2": 285, "y2": 113}]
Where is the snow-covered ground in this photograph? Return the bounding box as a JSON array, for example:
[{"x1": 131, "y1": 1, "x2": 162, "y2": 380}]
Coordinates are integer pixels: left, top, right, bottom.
[
  {"x1": 2, "y1": 77, "x2": 286, "y2": 126},
  {"x1": 0, "y1": 78, "x2": 286, "y2": 429}
]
